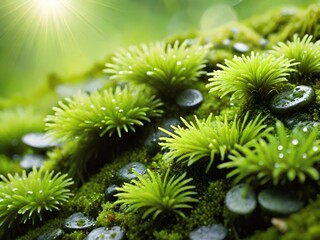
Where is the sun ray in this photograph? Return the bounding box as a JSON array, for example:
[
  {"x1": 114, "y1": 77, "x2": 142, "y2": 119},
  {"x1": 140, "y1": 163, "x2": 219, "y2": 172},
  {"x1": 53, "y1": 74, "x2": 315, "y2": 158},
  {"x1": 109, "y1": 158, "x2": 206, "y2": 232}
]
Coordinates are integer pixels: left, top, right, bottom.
[{"x1": 0, "y1": 0, "x2": 123, "y2": 95}]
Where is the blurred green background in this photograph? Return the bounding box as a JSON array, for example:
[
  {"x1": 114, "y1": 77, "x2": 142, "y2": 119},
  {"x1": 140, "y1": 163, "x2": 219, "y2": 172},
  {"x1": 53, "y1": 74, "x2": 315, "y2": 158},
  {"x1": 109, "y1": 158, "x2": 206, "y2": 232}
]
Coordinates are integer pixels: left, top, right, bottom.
[{"x1": 0, "y1": 0, "x2": 317, "y2": 98}]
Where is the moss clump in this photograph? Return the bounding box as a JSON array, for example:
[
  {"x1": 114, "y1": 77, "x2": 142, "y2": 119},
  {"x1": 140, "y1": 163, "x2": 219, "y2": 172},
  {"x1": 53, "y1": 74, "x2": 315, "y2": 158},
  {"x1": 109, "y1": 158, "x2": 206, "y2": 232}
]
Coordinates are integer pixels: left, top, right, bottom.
[{"x1": 3, "y1": 3, "x2": 320, "y2": 240}]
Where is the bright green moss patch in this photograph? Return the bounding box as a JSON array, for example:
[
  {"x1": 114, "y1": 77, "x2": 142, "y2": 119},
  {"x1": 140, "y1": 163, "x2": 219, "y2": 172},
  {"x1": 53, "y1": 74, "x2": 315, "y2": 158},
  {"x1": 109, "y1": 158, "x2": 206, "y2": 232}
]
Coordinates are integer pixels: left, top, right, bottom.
[{"x1": 3, "y1": 3, "x2": 320, "y2": 240}]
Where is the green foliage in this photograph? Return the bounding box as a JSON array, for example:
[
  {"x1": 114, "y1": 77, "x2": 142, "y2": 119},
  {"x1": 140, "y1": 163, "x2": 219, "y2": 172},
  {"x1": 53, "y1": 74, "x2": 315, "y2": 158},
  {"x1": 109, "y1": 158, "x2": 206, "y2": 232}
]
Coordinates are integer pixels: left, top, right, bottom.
[
  {"x1": 0, "y1": 107, "x2": 44, "y2": 155},
  {"x1": 159, "y1": 113, "x2": 272, "y2": 172},
  {"x1": 0, "y1": 154, "x2": 22, "y2": 176},
  {"x1": 277, "y1": 5, "x2": 320, "y2": 43},
  {"x1": 206, "y1": 52, "x2": 296, "y2": 103},
  {"x1": 0, "y1": 167, "x2": 73, "y2": 230},
  {"x1": 104, "y1": 40, "x2": 210, "y2": 98},
  {"x1": 45, "y1": 86, "x2": 163, "y2": 141},
  {"x1": 270, "y1": 34, "x2": 320, "y2": 78},
  {"x1": 220, "y1": 121, "x2": 320, "y2": 185},
  {"x1": 115, "y1": 169, "x2": 198, "y2": 219}
]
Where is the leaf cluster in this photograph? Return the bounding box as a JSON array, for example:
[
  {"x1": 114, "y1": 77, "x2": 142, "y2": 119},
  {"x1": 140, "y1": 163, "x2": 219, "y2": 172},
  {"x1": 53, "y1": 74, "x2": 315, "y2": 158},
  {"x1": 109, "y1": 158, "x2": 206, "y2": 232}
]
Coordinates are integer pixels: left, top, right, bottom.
[
  {"x1": 270, "y1": 34, "x2": 320, "y2": 78},
  {"x1": 206, "y1": 52, "x2": 296, "y2": 103},
  {"x1": 0, "y1": 167, "x2": 73, "y2": 230},
  {"x1": 159, "y1": 113, "x2": 272, "y2": 172},
  {"x1": 115, "y1": 169, "x2": 198, "y2": 220},
  {"x1": 104, "y1": 40, "x2": 210, "y2": 97},
  {"x1": 45, "y1": 86, "x2": 163, "y2": 142},
  {"x1": 220, "y1": 121, "x2": 320, "y2": 185}
]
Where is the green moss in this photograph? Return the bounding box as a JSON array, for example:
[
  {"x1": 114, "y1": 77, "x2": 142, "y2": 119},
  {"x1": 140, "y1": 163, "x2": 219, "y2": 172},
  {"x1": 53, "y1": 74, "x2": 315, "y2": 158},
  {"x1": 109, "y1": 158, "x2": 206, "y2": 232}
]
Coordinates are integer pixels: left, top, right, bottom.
[
  {"x1": 251, "y1": 196, "x2": 320, "y2": 240},
  {"x1": 16, "y1": 218, "x2": 66, "y2": 240},
  {"x1": 3, "y1": 3, "x2": 320, "y2": 240},
  {"x1": 0, "y1": 107, "x2": 44, "y2": 156}
]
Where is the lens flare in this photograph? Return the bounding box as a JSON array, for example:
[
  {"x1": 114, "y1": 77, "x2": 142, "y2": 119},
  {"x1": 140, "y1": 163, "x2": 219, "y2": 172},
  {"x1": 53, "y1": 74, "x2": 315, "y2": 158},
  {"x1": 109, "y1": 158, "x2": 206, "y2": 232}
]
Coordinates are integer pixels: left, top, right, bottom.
[
  {"x1": 0, "y1": 0, "x2": 118, "y2": 89},
  {"x1": 36, "y1": 0, "x2": 63, "y2": 11}
]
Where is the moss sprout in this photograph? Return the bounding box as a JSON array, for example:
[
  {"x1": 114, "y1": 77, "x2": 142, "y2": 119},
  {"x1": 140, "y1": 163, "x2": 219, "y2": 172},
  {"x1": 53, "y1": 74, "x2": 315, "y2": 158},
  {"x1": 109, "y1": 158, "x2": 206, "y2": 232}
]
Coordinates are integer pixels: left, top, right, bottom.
[
  {"x1": 206, "y1": 52, "x2": 296, "y2": 103},
  {"x1": 0, "y1": 107, "x2": 44, "y2": 156},
  {"x1": 220, "y1": 121, "x2": 320, "y2": 185},
  {"x1": 0, "y1": 154, "x2": 22, "y2": 175},
  {"x1": 115, "y1": 169, "x2": 198, "y2": 220},
  {"x1": 104, "y1": 40, "x2": 210, "y2": 98},
  {"x1": 0, "y1": 167, "x2": 73, "y2": 230},
  {"x1": 45, "y1": 86, "x2": 163, "y2": 141},
  {"x1": 160, "y1": 113, "x2": 272, "y2": 173},
  {"x1": 270, "y1": 34, "x2": 320, "y2": 78}
]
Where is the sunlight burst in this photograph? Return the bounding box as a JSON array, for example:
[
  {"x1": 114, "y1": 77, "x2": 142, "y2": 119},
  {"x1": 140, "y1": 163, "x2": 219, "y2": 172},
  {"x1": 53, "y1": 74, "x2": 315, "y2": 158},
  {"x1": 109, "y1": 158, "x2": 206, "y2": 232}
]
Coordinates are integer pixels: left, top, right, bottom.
[{"x1": 34, "y1": 0, "x2": 67, "y2": 17}]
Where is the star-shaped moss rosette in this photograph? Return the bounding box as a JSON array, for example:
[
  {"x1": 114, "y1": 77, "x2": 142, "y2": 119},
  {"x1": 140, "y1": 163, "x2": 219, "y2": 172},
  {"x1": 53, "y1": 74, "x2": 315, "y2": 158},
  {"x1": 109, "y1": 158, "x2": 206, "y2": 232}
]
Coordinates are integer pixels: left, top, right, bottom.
[
  {"x1": 115, "y1": 169, "x2": 198, "y2": 220},
  {"x1": 159, "y1": 113, "x2": 272, "y2": 173},
  {"x1": 45, "y1": 86, "x2": 163, "y2": 142},
  {"x1": 104, "y1": 40, "x2": 210, "y2": 98},
  {"x1": 219, "y1": 121, "x2": 320, "y2": 185},
  {"x1": 270, "y1": 34, "x2": 320, "y2": 79},
  {"x1": 0, "y1": 167, "x2": 73, "y2": 230},
  {"x1": 206, "y1": 52, "x2": 296, "y2": 103}
]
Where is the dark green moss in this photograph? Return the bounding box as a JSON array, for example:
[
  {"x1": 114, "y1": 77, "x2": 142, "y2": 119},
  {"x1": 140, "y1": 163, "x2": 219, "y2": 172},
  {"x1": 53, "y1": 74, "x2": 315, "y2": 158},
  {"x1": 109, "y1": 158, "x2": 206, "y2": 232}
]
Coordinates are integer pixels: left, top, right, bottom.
[{"x1": 251, "y1": 196, "x2": 320, "y2": 240}]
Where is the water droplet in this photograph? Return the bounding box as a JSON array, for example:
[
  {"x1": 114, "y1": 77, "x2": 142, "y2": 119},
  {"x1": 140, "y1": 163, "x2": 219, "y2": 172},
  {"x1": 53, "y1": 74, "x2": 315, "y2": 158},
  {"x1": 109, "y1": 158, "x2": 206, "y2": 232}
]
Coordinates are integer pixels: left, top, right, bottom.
[
  {"x1": 128, "y1": 65, "x2": 132, "y2": 69},
  {"x1": 313, "y1": 146, "x2": 318, "y2": 152},
  {"x1": 146, "y1": 71, "x2": 153, "y2": 76},
  {"x1": 302, "y1": 153, "x2": 307, "y2": 159},
  {"x1": 112, "y1": 99, "x2": 116, "y2": 103},
  {"x1": 101, "y1": 107, "x2": 106, "y2": 111},
  {"x1": 278, "y1": 153, "x2": 284, "y2": 159},
  {"x1": 303, "y1": 127, "x2": 308, "y2": 132},
  {"x1": 115, "y1": 106, "x2": 119, "y2": 110},
  {"x1": 278, "y1": 145, "x2": 283, "y2": 151},
  {"x1": 176, "y1": 61, "x2": 182, "y2": 65},
  {"x1": 274, "y1": 163, "x2": 280, "y2": 168},
  {"x1": 12, "y1": 188, "x2": 18, "y2": 192},
  {"x1": 40, "y1": 190, "x2": 43, "y2": 193},
  {"x1": 90, "y1": 105, "x2": 94, "y2": 109},
  {"x1": 292, "y1": 139, "x2": 299, "y2": 145},
  {"x1": 118, "y1": 109, "x2": 124, "y2": 113},
  {"x1": 173, "y1": 55, "x2": 176, "y2": 58},
  {"x1": 28, "y1": 191, "x2": 33, "y2": 195}
]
